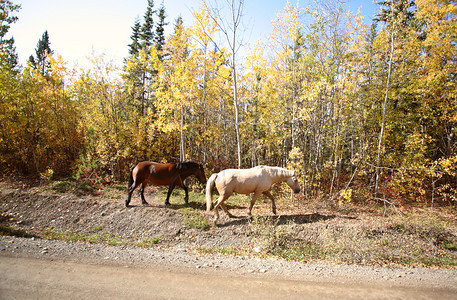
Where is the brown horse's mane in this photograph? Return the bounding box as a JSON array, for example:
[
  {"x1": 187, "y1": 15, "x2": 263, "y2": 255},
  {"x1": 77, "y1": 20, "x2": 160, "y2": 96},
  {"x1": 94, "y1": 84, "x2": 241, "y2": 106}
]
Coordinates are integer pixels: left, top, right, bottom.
[{"x1": 175, "y1": 161, "x2": 200, "y2": 172}]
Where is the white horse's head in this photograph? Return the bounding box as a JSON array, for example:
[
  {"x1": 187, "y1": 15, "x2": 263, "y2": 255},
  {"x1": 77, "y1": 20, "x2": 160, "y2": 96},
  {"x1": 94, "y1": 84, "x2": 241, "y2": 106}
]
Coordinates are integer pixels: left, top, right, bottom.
[{"x1": 286, "y1": 172, "x2": 300, "y2": 194}]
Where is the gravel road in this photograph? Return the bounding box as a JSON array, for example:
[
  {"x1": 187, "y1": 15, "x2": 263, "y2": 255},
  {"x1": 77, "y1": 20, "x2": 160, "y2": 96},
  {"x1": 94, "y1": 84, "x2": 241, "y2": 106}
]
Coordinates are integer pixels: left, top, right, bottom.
[{"x1": 1, "y1": 236, "x2": 457, "y2": 299}]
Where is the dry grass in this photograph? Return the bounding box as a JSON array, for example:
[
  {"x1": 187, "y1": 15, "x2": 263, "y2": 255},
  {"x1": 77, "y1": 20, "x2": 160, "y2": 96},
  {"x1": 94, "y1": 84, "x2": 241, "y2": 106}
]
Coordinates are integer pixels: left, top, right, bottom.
[{"x1": 247, "y1": 203, "x2": 457, "y2": 268}]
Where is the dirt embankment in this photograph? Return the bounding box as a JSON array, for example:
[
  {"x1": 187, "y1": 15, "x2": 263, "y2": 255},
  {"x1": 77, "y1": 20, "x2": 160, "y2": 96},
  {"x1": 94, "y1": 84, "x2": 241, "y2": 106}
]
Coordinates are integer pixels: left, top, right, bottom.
[{"x1": 1, "y1": 181, "x2": 457, "y2": 297}]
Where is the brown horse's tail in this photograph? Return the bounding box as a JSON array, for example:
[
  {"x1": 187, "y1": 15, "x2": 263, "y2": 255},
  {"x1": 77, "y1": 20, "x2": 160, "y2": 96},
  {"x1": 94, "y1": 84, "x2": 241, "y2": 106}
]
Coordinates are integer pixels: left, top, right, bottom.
[
  {"x1": 128, "y1": 164, "x2": 137, "y2": 192},
  {"x1": 205, "y1": 173, "x2": 218, "y2": 212}
]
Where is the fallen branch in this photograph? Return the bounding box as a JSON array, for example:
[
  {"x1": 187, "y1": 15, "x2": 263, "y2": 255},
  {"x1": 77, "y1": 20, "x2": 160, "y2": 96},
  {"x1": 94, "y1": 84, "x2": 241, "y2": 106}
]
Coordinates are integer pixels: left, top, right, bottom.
[{"x1": 374, "y1": 197, "x2": 405, "y2": 216}]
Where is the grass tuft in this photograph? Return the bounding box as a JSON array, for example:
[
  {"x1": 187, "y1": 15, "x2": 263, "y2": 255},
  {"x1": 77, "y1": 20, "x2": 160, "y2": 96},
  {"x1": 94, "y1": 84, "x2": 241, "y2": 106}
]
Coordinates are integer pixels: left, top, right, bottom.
[
  {"x1": 0, "y1": 225, "x2": 31, "y2": 238},
  {"x1": 196, "y1": 246, "x2": 247, "y2": 256},
  {"x1": 42, "y1": 227, "x2": 126, "y2": 246},
  {"x1": 179, "y1": 208, "x2": 211, "y2": 231},
  {"x1": 136, "y1": 236, "x2": 161, "y2": 247}
]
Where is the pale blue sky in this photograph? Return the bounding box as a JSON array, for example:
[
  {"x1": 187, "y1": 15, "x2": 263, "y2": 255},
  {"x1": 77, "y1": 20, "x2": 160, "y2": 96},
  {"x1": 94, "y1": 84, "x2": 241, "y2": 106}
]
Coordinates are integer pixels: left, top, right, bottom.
[{"x1": 9, "y1": 0, "x2": 378, "y2": 69}]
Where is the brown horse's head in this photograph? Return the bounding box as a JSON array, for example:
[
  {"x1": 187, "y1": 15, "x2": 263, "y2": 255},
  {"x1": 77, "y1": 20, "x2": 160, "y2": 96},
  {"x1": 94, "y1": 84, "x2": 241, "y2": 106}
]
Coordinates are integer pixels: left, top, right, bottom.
[
  {"x1": 176, "y1": 161, "x2": 207, "y2": 184},
  {"x1": 196, "y1": 163, "x2": 207, "y2": 184}
]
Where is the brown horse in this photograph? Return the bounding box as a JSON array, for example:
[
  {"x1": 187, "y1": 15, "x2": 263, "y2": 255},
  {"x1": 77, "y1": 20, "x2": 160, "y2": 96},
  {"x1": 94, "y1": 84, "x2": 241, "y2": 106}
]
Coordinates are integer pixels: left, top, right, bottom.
[{"x1": 125, "y1": 161, "x2": 206, "y2": 207}]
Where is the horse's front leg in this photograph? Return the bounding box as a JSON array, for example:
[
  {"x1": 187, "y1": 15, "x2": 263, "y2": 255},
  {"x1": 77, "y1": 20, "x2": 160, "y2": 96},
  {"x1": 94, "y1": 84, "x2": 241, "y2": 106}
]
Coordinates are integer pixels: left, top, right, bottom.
[
  {"x1": 165, "y1": 183, "x2": 176, "y2": 206},
  {"x1": 140, "y1": 183, "x2": 149, "y2": 205},
  {"x1": 263, "y1": 191, "x2": 276, "y2": 215},
  {"x1": 182, "y1": 184, "x2": 189, "y2": 204}
]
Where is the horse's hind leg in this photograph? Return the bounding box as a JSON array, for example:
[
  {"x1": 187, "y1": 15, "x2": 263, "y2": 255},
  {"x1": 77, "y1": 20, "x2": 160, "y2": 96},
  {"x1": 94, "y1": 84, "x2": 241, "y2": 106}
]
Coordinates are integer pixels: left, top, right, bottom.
[
  {"x1": 248, "y1": 191, "x2": 262, "y2": 216},
  {"x1": 140, "y1": 183, "x2": 149, "y2": 205},
  {"x1": 126, "y1": 182, "x2": 137, "y2": 207},
  {"x1": 220, "y1": 203, "x2": 235, "y2": 218},
  {"x1": 213, "y1": 195, "x2": 229, "y2": 224}
]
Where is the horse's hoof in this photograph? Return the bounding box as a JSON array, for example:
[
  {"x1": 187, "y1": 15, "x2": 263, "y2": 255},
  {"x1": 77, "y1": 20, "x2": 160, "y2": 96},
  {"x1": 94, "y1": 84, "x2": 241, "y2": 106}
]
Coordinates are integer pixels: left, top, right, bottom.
[
  {"x1": 164, "y1": 202, "x2": 171, "y2": 207},
  {"x1": 125, "y1": 200, "x2": 130, "y2": 207}
]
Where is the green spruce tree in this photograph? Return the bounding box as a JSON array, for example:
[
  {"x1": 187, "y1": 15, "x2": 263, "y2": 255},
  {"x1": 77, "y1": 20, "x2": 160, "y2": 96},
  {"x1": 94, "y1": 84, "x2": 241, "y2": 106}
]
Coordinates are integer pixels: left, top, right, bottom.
[
  {"x1": 29, "y1": 30, "x2": 53, "y2": 75},
  {"x1": 140, "y1": 0, "x2": 155, "y2": 49},
  {"x1": 128, "y1": 17, "x2": 141, "y2": 56},
  {"x1": 154, "y1": 1, "x2": 167, "y2": 53}
]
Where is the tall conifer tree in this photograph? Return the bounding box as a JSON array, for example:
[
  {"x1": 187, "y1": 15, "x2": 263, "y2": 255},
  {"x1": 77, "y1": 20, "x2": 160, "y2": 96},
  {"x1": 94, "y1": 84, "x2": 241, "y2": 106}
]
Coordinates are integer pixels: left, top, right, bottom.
[
  {"x1": 29, "y1": 30, "x2": 53, "y2": 75},
  {"x1": 154, "y1": 2, "x2": 167, "y2": 53},
  {"x1": 128, "y1": 17, "x2": 141, "y2": 56},
  {"x1": 140, "y1": 0, "x2": 155, "y2": 49}
]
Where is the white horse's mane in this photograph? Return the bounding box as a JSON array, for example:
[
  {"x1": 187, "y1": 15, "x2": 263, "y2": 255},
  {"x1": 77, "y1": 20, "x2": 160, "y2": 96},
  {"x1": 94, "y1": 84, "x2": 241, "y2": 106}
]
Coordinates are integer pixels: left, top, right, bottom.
[{"x1": 257, "y1": 165, "x2": 294, "y2": 178}]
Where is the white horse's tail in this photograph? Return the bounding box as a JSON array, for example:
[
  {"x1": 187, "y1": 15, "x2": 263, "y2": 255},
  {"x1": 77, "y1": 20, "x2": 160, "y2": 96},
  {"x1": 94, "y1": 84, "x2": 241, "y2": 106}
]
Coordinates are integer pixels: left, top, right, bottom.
[{"x1": 205, "y1": 173, "x2": 218, "y2": 212}]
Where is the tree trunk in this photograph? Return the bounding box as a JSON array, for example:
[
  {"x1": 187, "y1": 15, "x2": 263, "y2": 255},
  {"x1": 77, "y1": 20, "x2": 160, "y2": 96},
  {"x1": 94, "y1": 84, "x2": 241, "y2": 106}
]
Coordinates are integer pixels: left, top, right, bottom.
[
  {"x1": 375, "y1": 25, "x2": 395, "y2": 196},
  {"x1": 233, "y1": 58, "x2": 241, "y2": 168}
]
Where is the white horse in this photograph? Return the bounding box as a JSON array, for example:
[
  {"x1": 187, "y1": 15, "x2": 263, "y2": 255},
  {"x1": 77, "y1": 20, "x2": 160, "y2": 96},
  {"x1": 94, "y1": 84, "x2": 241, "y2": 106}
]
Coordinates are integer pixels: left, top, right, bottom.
[{"x1": 206, "y1": 166, "x2": 300, "y2": 223}]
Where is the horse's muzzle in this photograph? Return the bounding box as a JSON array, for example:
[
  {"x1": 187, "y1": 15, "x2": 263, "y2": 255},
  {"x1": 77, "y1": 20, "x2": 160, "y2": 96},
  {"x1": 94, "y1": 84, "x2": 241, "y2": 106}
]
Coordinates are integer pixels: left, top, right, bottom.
[{"x1": 294, "y1": 188, "x2": 300, "y2": 194}]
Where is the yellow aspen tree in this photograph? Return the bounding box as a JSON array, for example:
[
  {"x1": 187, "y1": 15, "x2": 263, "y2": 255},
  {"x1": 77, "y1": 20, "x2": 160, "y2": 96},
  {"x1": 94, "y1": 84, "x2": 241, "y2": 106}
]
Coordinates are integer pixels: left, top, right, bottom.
[
  {"x1": 10, "y1": 54, "x2": 84, "y2": 176},
  {"x1": 212, "y1": 0, "x2": 245, "y2": 168},
  {"x1": 73, "y1": 54, "x2": 132, "y2": 179},
  {"x1": 269, "y1": 2, "x2": 304, "y2": 157},
  {"x1": 156, "y1": 18, "x2": 197, "y2": 161},
  {"x1": 189, "y1": 1, "x2": 221, "y2": 164},
  {"x1": 245, "y1": 41, "x2": 269, "y2": 166}
]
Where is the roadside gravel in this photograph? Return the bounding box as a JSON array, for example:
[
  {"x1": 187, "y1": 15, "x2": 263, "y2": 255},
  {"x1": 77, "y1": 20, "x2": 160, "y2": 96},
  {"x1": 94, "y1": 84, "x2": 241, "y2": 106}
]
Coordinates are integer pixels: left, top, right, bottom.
[{"x1": 2, "y1": 235, "x2": 457, "y2": 292}]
